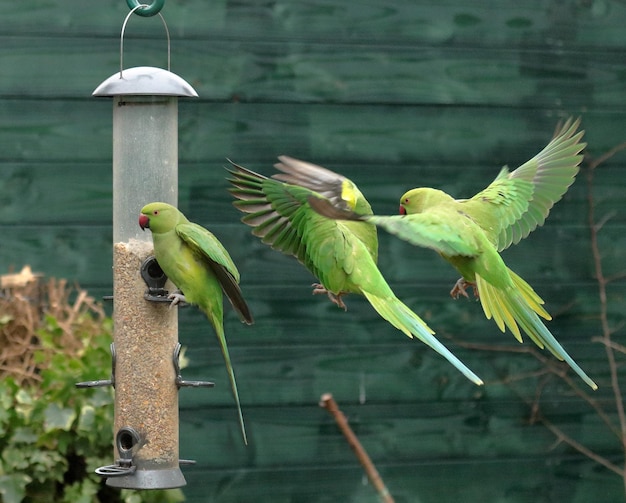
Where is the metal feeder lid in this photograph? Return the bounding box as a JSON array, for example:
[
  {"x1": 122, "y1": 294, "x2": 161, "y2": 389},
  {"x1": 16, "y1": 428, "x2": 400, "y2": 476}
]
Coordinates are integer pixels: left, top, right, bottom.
[{"x1": 93, "y1": 66, "x2": 198, "y2": 97}]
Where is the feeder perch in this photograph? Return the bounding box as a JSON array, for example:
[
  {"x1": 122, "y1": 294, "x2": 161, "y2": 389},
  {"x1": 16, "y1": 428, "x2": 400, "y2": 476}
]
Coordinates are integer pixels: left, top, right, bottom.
[{"x1": 87, "y1": 4, "x2": 198, "y2": 490}]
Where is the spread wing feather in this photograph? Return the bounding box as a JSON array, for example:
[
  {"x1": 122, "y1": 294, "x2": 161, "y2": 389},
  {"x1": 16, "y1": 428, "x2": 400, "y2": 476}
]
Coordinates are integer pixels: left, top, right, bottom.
[
  {"x1": 227, "y1": 161, "x2": 355, "y2": 281},
  {"x1": 464, "y1": 117, "x2": 585, "y2": 250}
]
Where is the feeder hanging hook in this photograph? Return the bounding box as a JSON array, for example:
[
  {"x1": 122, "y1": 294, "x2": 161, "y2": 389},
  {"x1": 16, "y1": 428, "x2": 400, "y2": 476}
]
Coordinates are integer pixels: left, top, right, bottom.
[
  {"x1": 126, "y1": 0, "x2": 165, "y2": 17},
  {"x1": 120, "y1": 3, "x2": 171, "y2": 75}
]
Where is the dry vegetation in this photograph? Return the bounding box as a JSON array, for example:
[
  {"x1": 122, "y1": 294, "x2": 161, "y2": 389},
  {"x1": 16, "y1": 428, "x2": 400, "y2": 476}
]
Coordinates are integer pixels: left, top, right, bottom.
[{"x1": 0, "y1": 266, "x2": 106, "y2": 387}]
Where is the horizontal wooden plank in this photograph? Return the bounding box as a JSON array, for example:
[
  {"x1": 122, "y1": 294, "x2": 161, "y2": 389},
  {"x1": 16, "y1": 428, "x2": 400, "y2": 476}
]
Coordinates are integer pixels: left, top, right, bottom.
[
  {"x1": 2, "y1": 0, "x2": 626, "y2": 50},
  {"x1": 167, "y1": 43, "x2": 626, "y2": 109},
  {"x1": 0, "y1": 225, "x2": 112, "y2": 287},
  {"x1": 1, "y1": 160, "x2": 622, "y2": 226},
  {"x1": 178, "y1": 455, "x2": 623, "y2": 502},
  {"x1": 181, "y1": 376, "x2": 619, "y2": 446},
  {"x1": 178, "y1": 396, "x2": 621, "y2": 465},
  {"x1": 170, "y1": 284, "x2": 616, "y2": 366},
  {"x1": 2, "y1": 99, "x2": 624, "y2": 166},
  {"x1": 179, "y1": 322, "x2": 611, "y2": 407},
  {"x1": 0, "y1": 99, "x2": 626, "y2": 168},
  {"x1": 1, "y1": 36, "x2": 625, "y2": 110},
  {"x1": 1, "y1": 36, "x2": 624, "y2": 109}
]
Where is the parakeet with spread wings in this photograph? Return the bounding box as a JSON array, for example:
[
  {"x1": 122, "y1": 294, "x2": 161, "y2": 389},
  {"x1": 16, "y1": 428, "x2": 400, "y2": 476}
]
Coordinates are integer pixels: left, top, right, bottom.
[
  {"x1": 309, "y1": 118, "x2": 597, "y2": 390},
  {"x1": 228, "y1": 156, "x2": 483, "y2": 385}
]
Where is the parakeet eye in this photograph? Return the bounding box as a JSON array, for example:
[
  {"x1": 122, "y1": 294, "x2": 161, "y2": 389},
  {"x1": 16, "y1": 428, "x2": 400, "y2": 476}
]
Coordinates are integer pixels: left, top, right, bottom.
[{"x1": 153, "y1": 210, "x2": 160, "y2": 216}]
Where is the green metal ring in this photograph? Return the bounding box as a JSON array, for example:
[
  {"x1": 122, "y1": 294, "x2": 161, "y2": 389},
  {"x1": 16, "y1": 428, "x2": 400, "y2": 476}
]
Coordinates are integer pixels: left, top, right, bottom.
[{"x1": 125, "y1": 0, "x2": 165, "y2": 17}]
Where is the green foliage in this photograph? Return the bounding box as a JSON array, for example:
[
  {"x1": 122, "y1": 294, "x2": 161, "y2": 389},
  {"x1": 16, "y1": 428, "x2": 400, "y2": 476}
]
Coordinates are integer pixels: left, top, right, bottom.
[{"x1": 0, "y1": 279, "x2": 184, "y2": 503}]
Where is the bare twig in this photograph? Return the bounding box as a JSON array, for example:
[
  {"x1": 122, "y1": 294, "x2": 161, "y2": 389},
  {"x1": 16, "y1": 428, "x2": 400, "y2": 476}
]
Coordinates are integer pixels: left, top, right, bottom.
[
  {"x1": 586, "y1": 141, "x2": 626, "y2": 170},
  {"x1": 453, "y1": 336, "x2": 621, "y2": 439},
  {"x1": 320, "y1": 393, "x2": 395, "y2": 503},
  {"x1": 537, "y1": 408, "x2": 623, "y2": 477},
  {"x1": 592, "y1": 336, "x2": 626, "y2": 355},
  {"x1": 585, "y1": 143, "x2": 626, "y2": 492}
]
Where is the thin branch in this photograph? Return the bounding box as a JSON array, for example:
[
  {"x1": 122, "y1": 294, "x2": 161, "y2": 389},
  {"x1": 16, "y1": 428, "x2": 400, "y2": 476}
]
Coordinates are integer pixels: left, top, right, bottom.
[
  {"x1": 320, "y1": 393, "x2": 395, "y2": 503},
  {"x1": 539, "y1": 411, "x2": 623, "y2": 477},
  {"x1": 592, "y1": 337, "x2": 626, "y2": 356},
  {"x1": 454, "y1": 336, "x2": 622, "y2": 440},
  {"x1": 586, "y1": 156, "x2": 626, "y2": 450},
  {"x1": 586, "y1": 141, "x2": 626, "y2": 170},
  {"x1": 585, "y1": 142, "x2": 626, "y2": 494},
  {"x1": 606, "y1": 271, "x2": 626, "y2": 285},
  {"x1": 594, "y1": 210, "x2": 617, "y2": 233}
]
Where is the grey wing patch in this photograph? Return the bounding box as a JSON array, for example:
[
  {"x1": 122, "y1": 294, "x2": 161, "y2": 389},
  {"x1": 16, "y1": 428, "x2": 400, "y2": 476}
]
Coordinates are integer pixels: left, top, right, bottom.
[{"x1": 273, "y1": 155, "x2": 350, "y2": 211}]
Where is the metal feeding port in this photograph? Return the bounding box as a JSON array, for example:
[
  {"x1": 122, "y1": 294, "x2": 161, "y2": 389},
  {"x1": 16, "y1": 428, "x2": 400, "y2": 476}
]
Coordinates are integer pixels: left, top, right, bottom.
[
  {"x1": 140, "y1": 256, "x2": 173, "y2": 303},
  {"x1": 95, "y1": 427, "x2": 141, "y2": 478}
]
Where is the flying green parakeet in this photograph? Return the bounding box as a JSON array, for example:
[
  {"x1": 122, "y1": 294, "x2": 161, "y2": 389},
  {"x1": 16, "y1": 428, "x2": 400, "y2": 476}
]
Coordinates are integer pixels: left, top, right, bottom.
[
  {"x1": 309, "y1": 118, "x2": 597, "y2": 390},
  {"x1": 139, "y1": 202, "x2": 254, "y2": 444},
  {"x1": 227, "y1": 155, "x2": 483, "y2": 385}
]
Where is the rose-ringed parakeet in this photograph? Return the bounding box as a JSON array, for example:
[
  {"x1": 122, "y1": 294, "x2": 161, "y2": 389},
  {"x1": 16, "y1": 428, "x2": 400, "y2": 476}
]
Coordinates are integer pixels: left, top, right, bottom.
[
  {"x1": 139, "y1": 202, "x2": 254, "y2": 444},
  {"x1": 227, "y1": 156, "x2": 483, "y2": 385},
  {"x1": 309, "y1": 118, "x2": 597, "y2": 389}
]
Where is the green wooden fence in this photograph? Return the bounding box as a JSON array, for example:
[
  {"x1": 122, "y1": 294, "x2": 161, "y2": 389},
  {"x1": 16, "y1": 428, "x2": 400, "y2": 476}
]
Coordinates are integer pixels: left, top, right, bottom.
[{"x1": 1, "y1": 1, "x2": 625, "y2": 501}]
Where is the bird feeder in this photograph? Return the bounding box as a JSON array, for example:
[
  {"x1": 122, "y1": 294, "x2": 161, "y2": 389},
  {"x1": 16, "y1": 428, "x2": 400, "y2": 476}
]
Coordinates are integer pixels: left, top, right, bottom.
[{"x1": 84, "y1": 3, "x2": 198, "y2": 490}]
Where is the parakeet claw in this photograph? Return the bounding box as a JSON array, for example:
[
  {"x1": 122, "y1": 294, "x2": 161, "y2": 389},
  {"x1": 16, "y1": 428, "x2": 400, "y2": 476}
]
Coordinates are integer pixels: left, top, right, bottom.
[
  {"x1": 450, "y1": 278, "x2": 479, "y2": 299},
  {"x1": 168, "y1": 291, "x2": 187, "y2": 308},
  {"x1": 311, "y1": 283, "x2": 348, "y2": 311}
]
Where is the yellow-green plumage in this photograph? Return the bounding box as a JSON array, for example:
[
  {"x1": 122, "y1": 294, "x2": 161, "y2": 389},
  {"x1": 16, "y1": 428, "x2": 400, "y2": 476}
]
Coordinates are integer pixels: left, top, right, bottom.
[
  {"x1": 139, "y1": 202, "x2": 254, "y2": 444},
  {"x1": 310, "y1": 118, "x2": 597, "y2": 390},
  {"x1": 228, "y1": 156, "x2": 484, "y2": 385}
]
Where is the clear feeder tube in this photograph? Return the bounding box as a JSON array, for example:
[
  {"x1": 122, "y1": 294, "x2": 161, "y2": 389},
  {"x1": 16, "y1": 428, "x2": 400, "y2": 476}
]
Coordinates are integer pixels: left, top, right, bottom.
[
  {"x1": 113, "y1": 95, "x2": 178, "y2": 243},
  {"x1": 110, "y1": 93, "x2": 183, "y2": 489}
]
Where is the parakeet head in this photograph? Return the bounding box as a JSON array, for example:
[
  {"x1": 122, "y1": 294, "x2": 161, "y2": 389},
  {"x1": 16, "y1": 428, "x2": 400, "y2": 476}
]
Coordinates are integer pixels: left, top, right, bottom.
[
  {"x1": 139, "y1": 202, "x2": 180, "y2": 234},
  {"x1": 399, "y1": 188, "x2": 421, "y2": 215},
  {"x1": 400, "y1": 188, "x2": 452, "y2": 215}
]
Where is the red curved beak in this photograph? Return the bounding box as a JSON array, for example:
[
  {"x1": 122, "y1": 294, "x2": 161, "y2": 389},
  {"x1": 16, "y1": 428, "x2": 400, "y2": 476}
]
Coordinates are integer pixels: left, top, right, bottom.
[
  {"x1": 138, "y1": 214, "x2": 150, "y2": 230},
  {"x1": 399, "y1": 205, "x2": 406, "y2": 215}
]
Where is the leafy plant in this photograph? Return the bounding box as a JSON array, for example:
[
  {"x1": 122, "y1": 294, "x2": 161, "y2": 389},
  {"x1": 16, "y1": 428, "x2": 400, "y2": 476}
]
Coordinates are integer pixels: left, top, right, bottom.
[{"x1": 0, "y1": 276, "x2": 184, "y2": 503}]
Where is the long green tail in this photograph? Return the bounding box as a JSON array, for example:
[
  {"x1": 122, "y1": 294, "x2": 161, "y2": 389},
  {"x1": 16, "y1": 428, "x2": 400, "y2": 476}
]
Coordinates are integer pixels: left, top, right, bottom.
[
  {"x1": 363, "y1": 291, "x2": 484, "y2": 385},
  {"x1": 213, "y1": 322, "x2": 247, "y2": 444},
  {"x1": 476, "y1": 271, "x2": 597, "y2": 390}
]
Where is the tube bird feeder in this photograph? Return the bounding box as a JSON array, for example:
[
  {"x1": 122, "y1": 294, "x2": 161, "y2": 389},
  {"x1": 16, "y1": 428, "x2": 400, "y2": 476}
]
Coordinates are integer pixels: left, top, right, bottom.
[{"x1": 88, "y1": 5, "x2": 198, "y2": 490}]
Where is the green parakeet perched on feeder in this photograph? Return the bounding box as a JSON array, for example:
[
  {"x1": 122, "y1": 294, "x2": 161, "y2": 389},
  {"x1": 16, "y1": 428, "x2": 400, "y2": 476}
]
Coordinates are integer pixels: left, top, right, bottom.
[
  {"x1": 227, "y1": 156, "x2": 483, "y2": 386},
  {"x1": 309, "y1": 118, "x2": 597, "y2": 390},
  {"x1": 139, "y1": 202, "x2": 254, "y2": 444}
]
